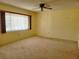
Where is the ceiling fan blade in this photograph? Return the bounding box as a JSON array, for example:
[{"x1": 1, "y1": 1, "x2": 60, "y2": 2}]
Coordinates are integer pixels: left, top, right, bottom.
[
  {"x1": 33, "y1": 7, "x2": 40, "y2": 9},
  {"x1": 44, "y1": 7, "x2": 52, "y2": 9}
]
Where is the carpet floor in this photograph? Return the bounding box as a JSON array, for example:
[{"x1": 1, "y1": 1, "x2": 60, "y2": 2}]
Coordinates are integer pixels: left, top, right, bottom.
[{"x1": 0, "y1": 37, "x2": 79, "y2": 59}]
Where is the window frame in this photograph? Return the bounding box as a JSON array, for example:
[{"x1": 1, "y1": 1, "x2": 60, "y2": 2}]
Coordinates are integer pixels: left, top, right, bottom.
[{"x1": 0, "y1": 10, "x2": 32, "y2": 33}]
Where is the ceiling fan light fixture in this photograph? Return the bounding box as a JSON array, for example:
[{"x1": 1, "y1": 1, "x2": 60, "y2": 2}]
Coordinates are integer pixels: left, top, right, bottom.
[
  {"x1": 41, "y1": 7, "x2": 43, "y2": 11},
  {"x1": 39, "y1": 3, "x2": 52, "y2": 11}
]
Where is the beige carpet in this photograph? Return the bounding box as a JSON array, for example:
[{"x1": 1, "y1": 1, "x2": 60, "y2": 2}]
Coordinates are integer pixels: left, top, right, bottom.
[{"x1": 0, "y1": 37, "x2": 79, "y2": 59}]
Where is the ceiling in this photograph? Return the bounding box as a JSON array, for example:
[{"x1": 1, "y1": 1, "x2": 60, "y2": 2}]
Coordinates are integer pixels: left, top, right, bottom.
[{"x1": 0, "y1": 0, "x2": 79, "y2": 12}]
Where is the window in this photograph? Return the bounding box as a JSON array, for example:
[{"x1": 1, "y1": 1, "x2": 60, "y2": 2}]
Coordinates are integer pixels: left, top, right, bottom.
[{"x1": 0, "y1": 11, "x2": 31, "y2": 33}]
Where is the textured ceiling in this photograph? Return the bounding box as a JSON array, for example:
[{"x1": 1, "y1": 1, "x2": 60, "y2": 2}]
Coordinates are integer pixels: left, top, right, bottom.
[{"x1": 0, "y1": 0, "x2": 79, "y2": 12}]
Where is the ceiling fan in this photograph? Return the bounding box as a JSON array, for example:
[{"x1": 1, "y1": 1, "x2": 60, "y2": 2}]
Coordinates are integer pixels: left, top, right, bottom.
[{"x1": 39, "y1": 3, "x2": 52, "y2": 11}]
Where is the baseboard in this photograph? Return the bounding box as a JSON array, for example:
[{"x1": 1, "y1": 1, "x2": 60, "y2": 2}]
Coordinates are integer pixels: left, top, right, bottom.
[
  {"x1": 36, "y1": 35, "x2": 77, "y2": 43},
  {"x1": 0, "y1": 35, "x2": 36, "y2": 47},
  {"x1": 0, "y1": 35, "x2": 78, "y2": 48}
]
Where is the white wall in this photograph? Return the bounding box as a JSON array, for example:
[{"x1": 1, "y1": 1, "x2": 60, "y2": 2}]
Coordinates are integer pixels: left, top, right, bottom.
[
  {"x1": 77, "y1": 10, "x2": 79, "y2": 48},
  {"x1": 37, "y1": 8, "x2": 79, "y2": 41}
]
